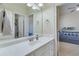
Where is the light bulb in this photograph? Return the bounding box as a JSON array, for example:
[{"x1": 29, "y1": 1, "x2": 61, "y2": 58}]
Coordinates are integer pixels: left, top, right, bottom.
[
  {"x1": 32, "y1": 6, "x2": 37, "y2": 9},
  {"x1": 76, "y1": 7, "x2": 79, "y2": 11},
  {"x1": 27, "y1": 3, "x2": 32, "y2": 7},
  {"x1": 38, "y1": 3, "x2": 43, "y2": 7}
]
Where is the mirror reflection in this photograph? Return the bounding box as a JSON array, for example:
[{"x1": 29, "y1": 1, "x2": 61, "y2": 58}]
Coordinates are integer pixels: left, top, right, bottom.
[
  {"x1": 0, "y1": 3, "x2": 54, "y2": 42},
  {"x1": 15, "y1": 14, "x2": 25, "y2": 38},
  {"x1": 0, "y1": 10, "x2": 13, "y2": 39}
]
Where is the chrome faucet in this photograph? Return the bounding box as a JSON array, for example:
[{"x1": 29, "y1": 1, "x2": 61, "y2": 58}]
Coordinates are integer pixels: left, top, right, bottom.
[
  {"x1": 29, "y1": 35, "x2": 39, "y2": 42},
  {"x1": 36, "y1": 35, "x2": 39, "y2": 40}
]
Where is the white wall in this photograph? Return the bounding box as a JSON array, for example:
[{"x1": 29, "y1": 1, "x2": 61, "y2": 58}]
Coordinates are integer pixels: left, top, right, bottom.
[
  {"x1": 43, "y1": 7, "x2": 55, "y2": 34},
  {"x1": 33, "y1": 11, "x2": 42, "y2": 35}
]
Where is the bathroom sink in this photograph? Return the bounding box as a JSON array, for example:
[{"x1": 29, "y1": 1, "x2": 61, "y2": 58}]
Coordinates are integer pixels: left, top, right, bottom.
[{"x1": 27, "y1": 36, "x2": 54, "y2": 47}]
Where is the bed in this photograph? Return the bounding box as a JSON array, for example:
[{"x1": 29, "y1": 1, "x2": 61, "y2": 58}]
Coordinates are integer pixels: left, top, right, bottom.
[{"x1": 59, "y1": 31, "x2": 79, "y2": 45}]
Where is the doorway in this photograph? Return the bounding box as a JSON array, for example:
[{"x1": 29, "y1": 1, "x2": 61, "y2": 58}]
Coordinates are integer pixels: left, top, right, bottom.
[
  {"x1": 15, "y1": 14, "x2": 19, "y2": 38},
  {"x1": 15, "y1": 14, "x2": 24, "y2": 38},
  {"x1": 57, "y1": 3, "x2": 79, "y2": 56},
  {"x1": 28, "y1": 14, "x2": 33, "y2": 36}
]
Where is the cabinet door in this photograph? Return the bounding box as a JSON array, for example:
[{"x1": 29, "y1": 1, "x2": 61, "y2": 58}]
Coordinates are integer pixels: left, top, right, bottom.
[
  {"x1": 34, "y1": 43, "x2": 49, "y2": 56},
  {"x1": 27, "y1": 40, "x2": 54, "y2": 56},
  {"x1": 26, "y1": 44, "x2": 49, "y2": 56},
  {"x1": 34, "y1": 40, "x2": 54, "y2": 56},
  {"x1": 49, "y1": 40, "x2": 54, "y2": 56}
]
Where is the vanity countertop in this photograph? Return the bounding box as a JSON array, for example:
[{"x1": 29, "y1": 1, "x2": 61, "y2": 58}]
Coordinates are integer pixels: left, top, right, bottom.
[{"x1": 0, "y1": 36, "x2": 54, "y2": 56}]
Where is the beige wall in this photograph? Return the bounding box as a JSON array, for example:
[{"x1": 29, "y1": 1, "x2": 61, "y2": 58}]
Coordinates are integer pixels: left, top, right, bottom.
[
  {"x1": 60, "y1": 12, "x2": 79, "y2": 30},
  {"x1": 59, "y1": 4, "x2": 79, "y2": 31}
]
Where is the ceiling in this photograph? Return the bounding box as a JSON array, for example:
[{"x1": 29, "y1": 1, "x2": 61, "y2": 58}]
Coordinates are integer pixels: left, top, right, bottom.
[{"x1": 60, "y1": 3, "x2": 79, "y2": 15}]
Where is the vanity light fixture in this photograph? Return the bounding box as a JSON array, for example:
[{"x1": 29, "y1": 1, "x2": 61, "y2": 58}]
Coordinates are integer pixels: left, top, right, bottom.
[
  {"x1": 27, "y1": 3, "x2": 43, "y2": 10},
  {"x1": 32, "y1": 5, "x2": 37, "y2": 9},
  {"x1": 38, "y1": 3, "x2": 43, "y2": 7},
  {"x1": 27, "y1": 3, "x2": 33, "y2": 7}
]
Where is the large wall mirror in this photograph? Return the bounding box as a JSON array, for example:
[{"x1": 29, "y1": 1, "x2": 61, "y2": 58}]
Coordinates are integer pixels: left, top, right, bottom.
[{"x1": 0, "y1": 3, "x2": 54, "y2": 43}]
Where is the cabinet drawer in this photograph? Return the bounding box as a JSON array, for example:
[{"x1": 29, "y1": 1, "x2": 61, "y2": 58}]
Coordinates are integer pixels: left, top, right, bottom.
[
  {"x1": 34, "y1": 40, "x2": 54, "y2": 56},
  {"x1": 34, "y1": 43, "x2": 49, "y2": 56}
]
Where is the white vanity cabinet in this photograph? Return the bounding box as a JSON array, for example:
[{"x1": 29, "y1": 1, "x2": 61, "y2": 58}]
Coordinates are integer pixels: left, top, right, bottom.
[
  {"x1": 0, "y1": 36, "x2": 54, "y2": 56},
  {"x1": 27, "y1": 40, "x2": 54, "y2": 56}
]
